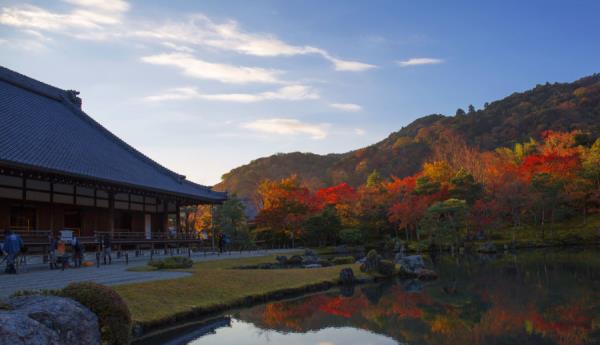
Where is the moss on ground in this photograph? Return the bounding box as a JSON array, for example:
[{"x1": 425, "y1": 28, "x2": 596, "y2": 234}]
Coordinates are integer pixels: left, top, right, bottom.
[{"x1": 115, "y1": 254, "x2": 367, "y2": 330}]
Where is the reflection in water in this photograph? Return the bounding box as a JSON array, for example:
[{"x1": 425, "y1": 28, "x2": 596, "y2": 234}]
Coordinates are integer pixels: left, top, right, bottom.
[
  {"x1": 158, "y1": 249, "x2": 600, "y2": 345},
  {"x1": 189, "y1": 320, "x2": 398, "y2": 345}
]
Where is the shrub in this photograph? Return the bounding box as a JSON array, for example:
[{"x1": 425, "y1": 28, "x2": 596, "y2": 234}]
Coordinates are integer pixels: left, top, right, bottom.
[
  {"x1": 61, "y1": 282, "x2": 131, "y2": 345},
  {"x1": 378, "y1": 260, "x2": 396, "y2": 277},
  {"x1": 0, "y1": 301, "x2": 13, "y2": 310},
  {"x1": 360, "y1": 249, "x2": 381, "y2": 273},
  {"x1": 331, "y1": 256, "x2": 355, "y2": 265},
  {"x1": 148, "y1": 256, "x2": 193, "y2": 269}
]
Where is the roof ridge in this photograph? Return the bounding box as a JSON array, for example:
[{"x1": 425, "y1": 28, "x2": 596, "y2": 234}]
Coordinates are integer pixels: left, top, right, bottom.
[
  {"x1": 0, "y1": 65, "x2": 65, "y2": 101},
  {"x1": 59, "y1": 94, "x2": 215, "y2": 188},
  {"x1": 0, "y1": 64, "x2": 215, "y2": 190}
]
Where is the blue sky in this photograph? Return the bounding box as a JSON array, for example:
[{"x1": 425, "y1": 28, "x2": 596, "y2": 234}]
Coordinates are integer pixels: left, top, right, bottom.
[{"x1": 1, "y1": 0, "x2": 599, "y2": 185}]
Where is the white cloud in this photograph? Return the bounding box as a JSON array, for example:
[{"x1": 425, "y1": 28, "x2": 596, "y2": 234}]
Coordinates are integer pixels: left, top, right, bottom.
[
  {"x1": 330, "y1": 103, "x2": 362, "y2": 112},
  {"x1": 134, "y1": 14, "x2": 375, "y2": 72},
  {"x1": 0, "y1": 0, "x2": 128, "y2": 39},
  {"x1": 242, "y1": 118, "x2": 328, "y2": 139},
  {"x1": 397, "y1": 57, "x2": 444, "y2": 66},
  {"x1": 144, "y1": 85, "x2": 319, "y2": 103},
  {"x1": 355, "y1": 128, "x2": 366, "y2": 136},
  {"x1": 161, "y1": 42, "x2": 195, "y2": 53},
  {"x1": 1, "y1": 2, "x2": 375, "y2": 73},
  {"x1": 141, "y1": 53, "x2": 283, "y2": 84},
  {"x1": 325, "y1": 55, "x2": 376, "y2": 72}
]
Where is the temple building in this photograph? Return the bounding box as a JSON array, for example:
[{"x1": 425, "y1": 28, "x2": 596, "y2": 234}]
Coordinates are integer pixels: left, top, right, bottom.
[{"x1": 0, "y1": 66, "x2": 226, "y2": 245}]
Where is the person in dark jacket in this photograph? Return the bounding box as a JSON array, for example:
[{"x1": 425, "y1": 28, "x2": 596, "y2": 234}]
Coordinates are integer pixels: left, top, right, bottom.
[
  {"x1": 48, "y1": 234, "x2": 58, "y2": 269},
  {"x1": 102, "y1": 235, "x2": 112, "y2": 265},
  {"x1": 72, "y1": 236, "x2": 83, "y2": 268},
  {"x1": 218, "y1": 233, "x2": 224, "y2": 254},
  {"x1": 3, "y1": 230, "x2": 24, "y2": 274}
]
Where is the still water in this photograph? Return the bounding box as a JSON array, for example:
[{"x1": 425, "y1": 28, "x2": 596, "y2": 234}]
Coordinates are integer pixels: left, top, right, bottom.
[{"x1": 155, "y1": 249, "x2": 600, "y2": 345}]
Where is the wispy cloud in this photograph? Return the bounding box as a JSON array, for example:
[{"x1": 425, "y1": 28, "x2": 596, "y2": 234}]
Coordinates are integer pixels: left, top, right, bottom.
[
  {"x1": 144, "y1": 85, "x2": 319, "y2": 103},
  {"x1": 1, "y1": 2, "x2": 375, "y2": 74},
  {"x1": 355, "y1": 128, "x2": 366, "y2": 136},
  {"x1": 134, "y1": 14, "x2": 376, "y2": 72},
  {"x1": 330, "y1": 103, "x2": 362, "y2": 112},
  {"x1": 242, "y1": 118, "x2": 328, "y2": 139},
  {"x1": 0, "y1": 0, "x2": 128, "y2": 40},
  {"x1": 141, "y1": 53, "x2": 283, "y2": 84},
  {"x1": 397, "y1": 57, "x2": 444, "y2": 67}
]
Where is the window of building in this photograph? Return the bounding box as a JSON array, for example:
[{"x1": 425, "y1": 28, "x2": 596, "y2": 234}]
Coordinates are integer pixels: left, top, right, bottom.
[
  {"x1": 10, "y1": 206, "x2": 36, "y2": 230},
  {"x1": 64, "y1": 209, "x2": 81, "y2": 230},
  {"x1": 115, "y1": 211, "x2": 132, "y2": 231}
]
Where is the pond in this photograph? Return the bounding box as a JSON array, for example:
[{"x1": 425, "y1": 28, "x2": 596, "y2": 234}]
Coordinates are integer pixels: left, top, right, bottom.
[{"x1": 147, "y1": 248, "x2": 600, "y2": 345}]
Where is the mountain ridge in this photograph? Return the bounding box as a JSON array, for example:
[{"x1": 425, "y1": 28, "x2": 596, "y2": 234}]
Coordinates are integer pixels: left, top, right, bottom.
[{"x1": 216, "y1": 73, "x2": 600, "y2": 211}]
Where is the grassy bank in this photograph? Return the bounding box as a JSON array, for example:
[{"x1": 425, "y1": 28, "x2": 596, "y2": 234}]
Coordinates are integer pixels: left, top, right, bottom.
[{"x1": 115, "y1": 254, "x2": 368, "y2": 334}]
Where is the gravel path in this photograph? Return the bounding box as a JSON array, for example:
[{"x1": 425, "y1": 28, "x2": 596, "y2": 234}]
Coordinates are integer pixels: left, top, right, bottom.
[{"x1": 0, "y1": 249, "x2": 293, "y2": 298}]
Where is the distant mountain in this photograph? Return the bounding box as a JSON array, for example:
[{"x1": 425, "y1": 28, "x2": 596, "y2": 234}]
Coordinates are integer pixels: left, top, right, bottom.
[{"x1": 216, "y1": 73, "x2": 600, "y2": 213}]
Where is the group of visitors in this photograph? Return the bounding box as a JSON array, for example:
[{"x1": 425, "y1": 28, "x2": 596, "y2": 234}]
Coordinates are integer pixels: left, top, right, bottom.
[{"x1": 47, "y1": 233, "x2": 84, "y2": 269}]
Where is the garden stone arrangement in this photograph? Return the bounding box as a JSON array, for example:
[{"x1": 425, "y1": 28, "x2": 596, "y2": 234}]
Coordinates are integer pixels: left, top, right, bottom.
[
  {"x1": 238, "y1": 249, "x2": 336, "y2": 269},
  {"x1": 0, "y1": 295, "x2": 101, "y2": 345},
  {"x1": 395, "y1": 254, "x2": 438, "y2": 280}
]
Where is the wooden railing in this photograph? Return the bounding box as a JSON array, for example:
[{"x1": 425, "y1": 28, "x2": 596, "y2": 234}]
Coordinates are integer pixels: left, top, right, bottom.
[
  {"x1": 0, "y1": 229, "x2": 52, "y2": 242},
  {"x1": 0, "y1": 229, "x2": 207, "y2": 244},
  {"x1": 93, "y1": 231, "x2": 205, "y2": 241}
]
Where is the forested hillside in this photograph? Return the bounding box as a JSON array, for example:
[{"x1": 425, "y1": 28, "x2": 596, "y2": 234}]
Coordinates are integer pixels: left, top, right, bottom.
[{"x1": 216, "y1": 74, "x2": 600, "y2": 209}]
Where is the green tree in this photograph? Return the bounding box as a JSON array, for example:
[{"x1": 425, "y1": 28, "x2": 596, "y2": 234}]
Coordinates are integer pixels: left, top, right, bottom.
[
  {"x1": 420, "y1": 198, "x2": 468, "y2": 247},
  {"x1": 413, "y1": 176, "x2": 441, "y2": 195},
  {"x1": 366, "y1": 169, "x2": 383, "y2": 188},
  {"x1": 214, "y1": 195, "x2": 252, "y2": 247},
  {"x1": 449, "y1": 169, "x2": 483, "y2": 204},
  {"x1": 304, "y1": 205, "x2": 342, "y2": 246},
  {"x1": 582, "y1": 138, "x2": 600, "y2": 188}
]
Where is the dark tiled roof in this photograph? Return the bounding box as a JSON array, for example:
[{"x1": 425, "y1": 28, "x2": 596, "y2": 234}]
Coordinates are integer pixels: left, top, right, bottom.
[{"x1": 0, "y1": 66, "x2": 226, "y2": 203}]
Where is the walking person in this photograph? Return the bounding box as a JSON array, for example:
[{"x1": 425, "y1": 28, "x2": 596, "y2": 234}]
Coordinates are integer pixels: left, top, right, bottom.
[
  {"x1": 48, "y1": 234, "x2": 58, "y2": 269},
  {"x1": 72, "y1": 236, "x2": 83, "y2": 268},
  {"x1": 218, "y1": 233, "x2": 227, "y2": 254},
  {"x1": 3, "y1": 230, "x2": 24, "y2": 274},
  {"x1": 102, "y1": 235, "x2": 112, "y2": 265}
]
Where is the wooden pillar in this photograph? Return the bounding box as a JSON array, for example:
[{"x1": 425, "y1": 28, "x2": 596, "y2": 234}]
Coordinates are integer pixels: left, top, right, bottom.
[
  {"x1": 49, "y1": 182, "x2": 54, "y2": 234},
  {"x1": 108, "y1": 191, "x2": 115, "y2": 238},
  {"x1": 175, "y1": 200, "x2": 181, "y2": 234},
  {"x1": 162, "y1": 198, "x2": 168, "y2": 234}
]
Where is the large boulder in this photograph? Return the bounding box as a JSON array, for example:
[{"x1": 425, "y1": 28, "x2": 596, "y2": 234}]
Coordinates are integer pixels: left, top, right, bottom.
[
  {"x1": 9, "y1": 296, "x2": 100, "y2": 345},
  {"x1": 0, "y1": 311, "x2": 61, "y2": 345},
  {"x1": 1, "y1": 295, "x2": 100, "y2": 345},
  {"x1": 287, "y1": 255, "x2": 304, "y2": 266},
  {"x1": 339, "y1": 268, "x2": 355, "y2": 285},
  {"x1": 275, "y1": 256, "x2": 288, "y2": 265},
  {"x1": 397, "y1": 255, "x2": 426, "y2": 274},
  {"x1": 303, "y1": 249, "x2": 320, "y2": 264}
]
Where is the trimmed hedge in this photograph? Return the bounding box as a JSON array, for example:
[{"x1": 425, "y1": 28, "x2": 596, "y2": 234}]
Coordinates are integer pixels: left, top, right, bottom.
[
  {"x1": 331, "y1": 256, "x2": 355, "y2": 265},
  {"x1": 61, "y1": 282, "x2": 132, "y2": 345},
  {"x1": 148, "y1": 256, "x2": 193, "y2": 269}
]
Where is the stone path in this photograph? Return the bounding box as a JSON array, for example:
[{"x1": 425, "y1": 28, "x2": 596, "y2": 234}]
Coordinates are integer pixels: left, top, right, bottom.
[{"x1": 0, "y1": 249, "x2": 293, "y2": 298}]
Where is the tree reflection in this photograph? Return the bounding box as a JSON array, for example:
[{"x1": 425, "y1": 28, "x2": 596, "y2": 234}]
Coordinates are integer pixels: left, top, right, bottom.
[{"x1": 239, "y1": 250, "x2": 600, "y2": 345}]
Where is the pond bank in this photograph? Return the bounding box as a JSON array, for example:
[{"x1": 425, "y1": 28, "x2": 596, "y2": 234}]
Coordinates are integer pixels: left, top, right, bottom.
[{"x1": 116, "y1": 254, "x2": 390, "y2": 338}]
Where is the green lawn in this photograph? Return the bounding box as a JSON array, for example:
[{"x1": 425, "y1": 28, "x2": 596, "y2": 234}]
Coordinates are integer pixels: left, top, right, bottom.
[{"x1": 115, "y1": 254, "x2": 364, "y2": 328}]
